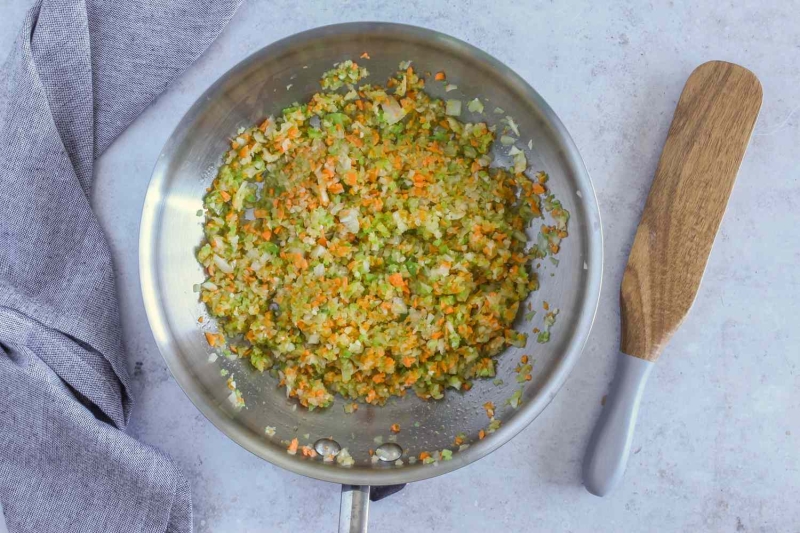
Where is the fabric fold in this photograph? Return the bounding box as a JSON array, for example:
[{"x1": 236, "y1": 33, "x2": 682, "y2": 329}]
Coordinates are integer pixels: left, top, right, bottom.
[{"x1": 0, "y1": 0, "x2": 241, "y2": 531}]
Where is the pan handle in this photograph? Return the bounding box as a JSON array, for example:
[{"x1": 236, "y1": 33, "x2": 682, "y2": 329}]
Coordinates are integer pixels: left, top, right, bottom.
[{"x1": 339, "y1": 485, "x2": 370, "y2": 533}]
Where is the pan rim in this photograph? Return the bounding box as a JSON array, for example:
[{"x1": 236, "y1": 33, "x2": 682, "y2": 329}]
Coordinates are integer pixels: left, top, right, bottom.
[{"x1": 139, "y1": 21, "x2": 603, "y2": 486}]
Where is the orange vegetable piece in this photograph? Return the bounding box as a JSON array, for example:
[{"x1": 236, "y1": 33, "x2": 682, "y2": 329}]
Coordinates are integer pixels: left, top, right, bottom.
[
  {"x1": 387, "y1": 273, "x2": 405, "y2": 288},
  {"x1": 292, "y1": 253, "x2": 308, "y2": 270},
  {"x1": 390, "y1": 423, "x2": 400, "y2": 434},
  {"x1": 301, "y1": 446, "x2": 317, "y2": 457},
  {"x1": 344, "y1": 171, "x2": 358, "y2": 186},
  {"x1": 287, "y1": 438, "x2": 299, "y2": 454},
  {"x1": 204, "y1": 331, "x2": 218, "y2": 347},
  {"x1": 434, "y1": 71, "x2": 446, "y2": 81}
]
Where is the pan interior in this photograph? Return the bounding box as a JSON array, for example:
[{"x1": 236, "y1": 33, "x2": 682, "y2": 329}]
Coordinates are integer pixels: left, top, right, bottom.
[{"x1": 140, "y1": 23, "x2": 602, "y2": 486}]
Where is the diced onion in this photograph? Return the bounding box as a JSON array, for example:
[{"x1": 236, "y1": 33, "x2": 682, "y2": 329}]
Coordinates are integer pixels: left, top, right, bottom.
[
  {"x1": 504, "y1": 116, "x2": 520, "y2": 136},
  {"x1": 213, "y1": 255, "x2": 234, "y2": 274},
  {"x1": 467, "y1": 98, "x2": 484, "y2": 114},
  {"x1": 381, "y1": 97, "x2": 407, "y2": 125},
  {"x1": 338, "y1": 209, "x2": 360, "y2": 234},
  {"x1": 513, "y1": 151, "x2": 527, "y2": 173},
  {"x1": 445, "y1": 99, "x2": 462, "y2": 116}
]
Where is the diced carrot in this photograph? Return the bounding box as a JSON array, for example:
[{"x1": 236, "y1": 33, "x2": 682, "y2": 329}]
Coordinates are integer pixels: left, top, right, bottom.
[
  {"x1": 204, "y1": 331, "x2": 218, "y2": 347},
  {"x1": 390, "y1": 423, "x2": 400, "y2": 434},
  {"x1": 434, "y1": 71, "x2": 446, "y2": 81},
  {"x1": 293, "y1": 254, "x2": 308, "y2": 270},
  {"x1": 360, "y1": 52, "x2": 371, "y2": 59},
  {"x1": 478, "y1": 430, "x2": 486, "y2": 440},
  {"x1": 387, "y1": 273, "x2": 405, "y2": 288},
  {"x1": 287, "y1": 438, "x2": 299, "y2": 454},
  {"x1": 344, "y1": 171, "x2": 358, "y2": 186},
  {"x1": 301, "y1": 446, "x2": 317, "y2": 457}
]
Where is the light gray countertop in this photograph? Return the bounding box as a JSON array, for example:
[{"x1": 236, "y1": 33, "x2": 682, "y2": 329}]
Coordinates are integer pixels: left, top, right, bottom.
[{"x1": 3, "y1": 1, "x2": 799, "y2": 531}]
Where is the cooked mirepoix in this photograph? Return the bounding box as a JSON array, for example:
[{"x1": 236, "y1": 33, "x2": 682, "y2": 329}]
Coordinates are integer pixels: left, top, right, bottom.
[{"x1": 197, "y1": 60, "x2": 568, "y2": 409}]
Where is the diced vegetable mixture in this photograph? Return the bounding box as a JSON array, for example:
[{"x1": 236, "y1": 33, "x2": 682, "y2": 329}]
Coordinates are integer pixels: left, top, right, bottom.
[{"x1": 197, "y1": 60, "x2": 568, "y2": 409}]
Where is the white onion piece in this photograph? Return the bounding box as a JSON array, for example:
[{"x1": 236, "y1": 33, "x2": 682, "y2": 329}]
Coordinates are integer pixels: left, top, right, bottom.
[
  {"x1": 381, "y1": 96, "x2": 406, "y2": 125},
  {"x1": 213, "y1": 254, "x2": 234, "y2": 274}
]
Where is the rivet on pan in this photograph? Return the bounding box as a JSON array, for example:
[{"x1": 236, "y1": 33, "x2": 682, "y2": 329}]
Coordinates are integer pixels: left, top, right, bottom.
[
  {"x1": 375, "y1": 443, "x2": 402, "y2": 462},
  {"x1": 314, "y1": 438, "x2": 341, "y2": 457}
]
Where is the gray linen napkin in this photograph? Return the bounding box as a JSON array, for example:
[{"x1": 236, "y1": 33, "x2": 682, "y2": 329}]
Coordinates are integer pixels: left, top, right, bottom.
[{"x1": 0, "y1": 0, "x2": 240, "y2": 531}]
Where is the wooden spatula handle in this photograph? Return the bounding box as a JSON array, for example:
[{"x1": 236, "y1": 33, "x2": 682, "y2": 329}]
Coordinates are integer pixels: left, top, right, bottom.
[{"x1": 620, "y1": 61, "x2": 762, "y2": 361}]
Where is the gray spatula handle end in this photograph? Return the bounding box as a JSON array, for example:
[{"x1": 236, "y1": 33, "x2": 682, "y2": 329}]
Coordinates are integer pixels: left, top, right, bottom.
[{"x1": 583, "y1": 351, "x2": 653, "y2": 497}]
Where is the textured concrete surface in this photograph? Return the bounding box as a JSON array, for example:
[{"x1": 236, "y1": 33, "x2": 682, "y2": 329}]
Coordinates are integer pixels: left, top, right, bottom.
[{"x1": 3, "y1": 1, "x2": 799, "y2": 532}]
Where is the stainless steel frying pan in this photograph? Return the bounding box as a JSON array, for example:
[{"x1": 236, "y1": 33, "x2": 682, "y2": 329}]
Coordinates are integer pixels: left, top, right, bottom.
[{"x1": 139, "y1": 22, "x2": 602, "y2": 532}]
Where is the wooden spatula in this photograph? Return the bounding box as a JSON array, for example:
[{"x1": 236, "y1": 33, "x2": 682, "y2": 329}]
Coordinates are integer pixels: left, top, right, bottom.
[{"x1": 583, "y1": 61, "x2": 762, "y2": 496}]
